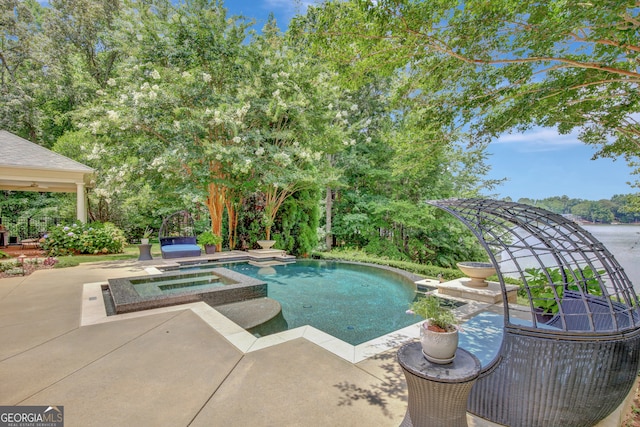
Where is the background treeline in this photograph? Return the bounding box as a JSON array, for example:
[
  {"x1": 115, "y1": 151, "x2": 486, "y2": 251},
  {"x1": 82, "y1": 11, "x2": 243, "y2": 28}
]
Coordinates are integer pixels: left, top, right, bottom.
[
  {"x1": 509, "y1": 195, "x2": 640, "y2": 224},
  {"x1": 2, "y1": 0, "x2": 639, "y2": 268}
]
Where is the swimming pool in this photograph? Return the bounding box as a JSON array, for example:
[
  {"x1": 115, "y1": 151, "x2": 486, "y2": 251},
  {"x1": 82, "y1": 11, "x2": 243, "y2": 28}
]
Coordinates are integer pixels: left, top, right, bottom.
[{"x1": 183, "y1": 260, "x2": 458, "y2": 346}]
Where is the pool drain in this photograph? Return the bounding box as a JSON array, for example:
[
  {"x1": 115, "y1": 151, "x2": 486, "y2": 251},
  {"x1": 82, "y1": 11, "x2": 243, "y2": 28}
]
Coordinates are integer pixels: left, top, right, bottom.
[{"x1": 303, "y1": 304, "x2": 312, "y2": 308}]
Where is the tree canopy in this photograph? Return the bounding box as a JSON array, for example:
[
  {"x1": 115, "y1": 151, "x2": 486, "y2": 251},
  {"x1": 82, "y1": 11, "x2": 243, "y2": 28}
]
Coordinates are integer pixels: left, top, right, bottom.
[
  {"x1": 294, "y1": 0, "x2": 640, "y2": 183},
  {"x1": 5, "y1": 0, "x2": 637, "y2": 266}
]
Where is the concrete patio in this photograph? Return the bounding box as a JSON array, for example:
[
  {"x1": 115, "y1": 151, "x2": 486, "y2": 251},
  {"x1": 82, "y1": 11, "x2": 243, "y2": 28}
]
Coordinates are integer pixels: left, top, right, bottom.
[{"x1": 0, "y1": 260, "x2": 634, "y2": 426}]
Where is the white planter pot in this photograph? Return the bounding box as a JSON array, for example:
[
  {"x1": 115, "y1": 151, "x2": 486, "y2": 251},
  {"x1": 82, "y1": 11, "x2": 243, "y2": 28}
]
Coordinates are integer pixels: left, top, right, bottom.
[
  {"x1": 420, "y1": 321, "x2": 459, "y2": 364},
  {"x1": 141, "y1": 238, "x2": 150, "y2": 245},
  {"x1": 257, "y1": 240, "x2": 276, "y2": 250},
  {"x1": 456, "y1": 261, "x2": 495, "y2": 287}
]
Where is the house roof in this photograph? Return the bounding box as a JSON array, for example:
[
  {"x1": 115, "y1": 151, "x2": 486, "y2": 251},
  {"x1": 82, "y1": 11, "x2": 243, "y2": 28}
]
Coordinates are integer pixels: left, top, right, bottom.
[
  {"x1": 0, "y1": 130, "x2": 94, "y2": 173},
  {"x1": 0, "y1": 130, "x2": 94, "y2": 193}
]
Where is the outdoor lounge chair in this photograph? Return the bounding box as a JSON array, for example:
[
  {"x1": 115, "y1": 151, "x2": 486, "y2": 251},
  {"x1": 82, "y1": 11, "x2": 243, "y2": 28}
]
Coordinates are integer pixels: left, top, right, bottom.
[
  {"x1": 428, "y1": 198, "x2": 640, "y2": 427},
  {"x1": 158, "y1": 211, "x2": 201, "y2": 259},
  {"x1": 20, "y1": 238, "x2": 41, "y2": 249}
]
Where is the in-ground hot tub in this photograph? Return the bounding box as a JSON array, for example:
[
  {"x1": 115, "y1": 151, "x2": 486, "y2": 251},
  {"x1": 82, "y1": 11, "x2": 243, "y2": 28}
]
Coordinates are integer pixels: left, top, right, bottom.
[{"x1": 107, "y1": 267, "x2": 267, "y2": 314}]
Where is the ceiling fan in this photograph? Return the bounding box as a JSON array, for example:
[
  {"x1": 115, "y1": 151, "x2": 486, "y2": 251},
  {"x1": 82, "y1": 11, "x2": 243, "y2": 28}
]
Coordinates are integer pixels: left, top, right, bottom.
[{"x1": 17, "y1": 182, "x2": 49, "y2": 190}]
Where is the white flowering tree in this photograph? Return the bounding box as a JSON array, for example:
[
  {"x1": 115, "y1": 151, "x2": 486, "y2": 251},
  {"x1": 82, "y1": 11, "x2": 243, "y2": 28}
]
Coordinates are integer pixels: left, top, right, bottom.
[
  {"x1": 78, "y1": 1, "x2": 360, "y2": 247},
  {"x1": 72, "y1": 0, "x2": 254, "y2": 246},
  {"x1": 239, "y1": 21, "x2": 362, "y2": 241}
]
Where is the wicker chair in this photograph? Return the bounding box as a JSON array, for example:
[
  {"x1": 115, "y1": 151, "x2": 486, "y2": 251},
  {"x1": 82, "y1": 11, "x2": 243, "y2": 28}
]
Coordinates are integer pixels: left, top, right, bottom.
[
  {"x1": 158, "y1": 210, "x2": 201, "y2": 259},
  {"x1": 428, "y1": 198, "x2": 640, "y2": 427}
]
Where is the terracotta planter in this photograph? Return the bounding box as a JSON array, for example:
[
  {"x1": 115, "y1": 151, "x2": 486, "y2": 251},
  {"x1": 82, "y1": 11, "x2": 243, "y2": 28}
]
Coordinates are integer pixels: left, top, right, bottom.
[{"x1": 420, "y1": 321, "x2": 459, "y2": 364}]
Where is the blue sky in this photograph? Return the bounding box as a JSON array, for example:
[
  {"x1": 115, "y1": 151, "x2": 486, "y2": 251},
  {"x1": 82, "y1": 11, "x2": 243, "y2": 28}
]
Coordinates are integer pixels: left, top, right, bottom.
[
  {"x1": 223, "y1": 1, "x2": 637, "y2": 201},
  {"x1": 485, "y1": 128, "x2": 635, "y2": 201},
  {"x1": 223, "y1": 0, "x2": 312, "y2": 29}
]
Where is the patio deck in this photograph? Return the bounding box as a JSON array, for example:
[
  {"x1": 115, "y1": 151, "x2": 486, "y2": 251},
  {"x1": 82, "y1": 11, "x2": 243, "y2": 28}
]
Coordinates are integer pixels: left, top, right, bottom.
[{"x1": 0, "y1": 260, "x2": 633, "y2": 426}]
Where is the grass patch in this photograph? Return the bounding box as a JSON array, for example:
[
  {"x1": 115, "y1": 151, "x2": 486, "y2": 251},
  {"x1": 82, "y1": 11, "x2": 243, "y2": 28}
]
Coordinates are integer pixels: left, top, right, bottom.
[{"x1": 53, "y1": 243, "x2": 163, "y2": 268}]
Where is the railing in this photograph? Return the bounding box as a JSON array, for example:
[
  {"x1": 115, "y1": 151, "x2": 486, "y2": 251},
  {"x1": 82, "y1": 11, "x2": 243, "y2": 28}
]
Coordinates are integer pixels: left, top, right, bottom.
[{"x1": 0, "y1": 216, "x2": 73, "y2": 243}]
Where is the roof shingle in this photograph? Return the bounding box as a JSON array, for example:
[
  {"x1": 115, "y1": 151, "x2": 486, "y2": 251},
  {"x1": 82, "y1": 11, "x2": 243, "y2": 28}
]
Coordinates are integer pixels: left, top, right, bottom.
[{"x1": 0, "y1": 130, "x2": 94, "y2": 172}]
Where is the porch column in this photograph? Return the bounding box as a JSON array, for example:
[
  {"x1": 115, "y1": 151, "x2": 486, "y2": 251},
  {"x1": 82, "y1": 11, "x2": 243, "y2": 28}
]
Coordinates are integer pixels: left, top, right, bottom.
[{"x1": 76, "y1": 182, "x2": 87, "y2": 223}]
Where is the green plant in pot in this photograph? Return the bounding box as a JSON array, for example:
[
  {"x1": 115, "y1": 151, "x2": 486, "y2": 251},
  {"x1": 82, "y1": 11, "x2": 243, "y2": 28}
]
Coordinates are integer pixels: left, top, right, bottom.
[
  {"x1": 524, "y1": 266, "x2": 604, "y2": 323},
  {"x1": 407, "y1": 294, "x2": 459, "y2": 364},
  {"x1": 141, "y1": 226, "x2": 153, "y2": 245},
  {"x1": 197, "y1": 231, "x2": 222, "y2": 254}
]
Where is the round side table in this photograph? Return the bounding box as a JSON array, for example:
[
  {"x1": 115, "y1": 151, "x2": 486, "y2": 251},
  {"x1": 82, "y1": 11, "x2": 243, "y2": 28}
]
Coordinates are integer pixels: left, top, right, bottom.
[
  {"x1": 397, "y1": 342, "x2": 481, "y2": 427},
  {"x1": 138, "y1": 244, "x2": 152, "y2": 261}
]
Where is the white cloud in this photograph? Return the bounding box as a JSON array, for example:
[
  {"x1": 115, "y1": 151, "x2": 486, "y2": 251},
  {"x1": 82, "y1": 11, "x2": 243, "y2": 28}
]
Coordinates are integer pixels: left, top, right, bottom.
[{"x1": 493, "y1": 127, "x2": 583, "y2": 152}]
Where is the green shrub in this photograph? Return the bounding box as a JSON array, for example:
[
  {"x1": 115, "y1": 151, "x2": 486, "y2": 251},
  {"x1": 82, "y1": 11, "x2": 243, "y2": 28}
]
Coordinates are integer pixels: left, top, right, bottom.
[
  {"x1": 0, "y1": 260, "x2": 19, "y2": 272},
  {"x1": 363, "y1": 238, "x2": 409, "y2": 261},
  {"x1": 0, "y1": 250, "x2": 8, "y2": 259},
  {"x1": 42, "y1": 222, "x2": 127, "y2": 256},
  {"x1": 311, "y1": 249, "x2": 464, "y2": 280}
]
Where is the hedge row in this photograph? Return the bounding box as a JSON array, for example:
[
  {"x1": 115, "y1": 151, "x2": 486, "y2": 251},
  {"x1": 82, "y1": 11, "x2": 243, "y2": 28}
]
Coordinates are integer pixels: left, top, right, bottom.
[{"x1": 310, "y1": 250, "x2": 465, "y2": 281}]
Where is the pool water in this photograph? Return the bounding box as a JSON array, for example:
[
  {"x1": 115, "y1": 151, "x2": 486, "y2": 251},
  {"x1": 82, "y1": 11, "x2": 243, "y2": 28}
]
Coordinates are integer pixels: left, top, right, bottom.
[{"x1": 212, "y1": 260, "x2": 431, "y2": 345}]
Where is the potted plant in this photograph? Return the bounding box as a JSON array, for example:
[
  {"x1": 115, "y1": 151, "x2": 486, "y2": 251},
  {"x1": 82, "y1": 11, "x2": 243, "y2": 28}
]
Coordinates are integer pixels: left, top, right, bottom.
[
  {"x1": 140, "y1": 226, "x2": 153, "y2": 245},
  {"x1": 524, "y1": 266, "x2": 604, "y2": 323},
  {"x1": 197, "y1": 231, "x2": 222, "y2": 254},
  {"x1": 407, "y1": 294, "x2": 459, "y2": 364}
]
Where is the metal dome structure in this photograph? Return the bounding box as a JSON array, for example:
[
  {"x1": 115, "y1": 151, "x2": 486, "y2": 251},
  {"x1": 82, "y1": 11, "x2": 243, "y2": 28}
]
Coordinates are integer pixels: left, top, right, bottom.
[
  {"x1": 428, "y1": 198, "x2": 640, "y2": 427},
  {"x1": 158, "y1": 210, "x2": 197, "y2": 239},
  {"x1": 158, "y1": 210, "x2": 201, "y2": 259}
]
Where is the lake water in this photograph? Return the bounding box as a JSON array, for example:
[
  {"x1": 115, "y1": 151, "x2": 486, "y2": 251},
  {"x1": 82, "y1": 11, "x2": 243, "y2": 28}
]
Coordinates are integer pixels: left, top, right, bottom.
[
  {"x1": 582, "y1": 224, "x2": 640, "y2": 292},
  {"x1": 496, "y1": 223, "x2": 640, "y2": 293}
]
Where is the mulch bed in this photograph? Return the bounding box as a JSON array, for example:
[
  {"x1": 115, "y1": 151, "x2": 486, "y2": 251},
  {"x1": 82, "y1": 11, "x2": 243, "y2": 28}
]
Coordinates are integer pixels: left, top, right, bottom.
[{"x1": 1, "y1": 245, "x2": 47, "y2": 258}]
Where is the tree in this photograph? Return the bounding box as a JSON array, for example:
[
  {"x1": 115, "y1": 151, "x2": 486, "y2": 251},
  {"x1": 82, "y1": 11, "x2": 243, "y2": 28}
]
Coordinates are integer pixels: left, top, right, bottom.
[
  {"x1": 238, "y1": 18, "x2": 354, "y2": 241},
  {"x1": 322, "y1": 78, "x2": 494, "y2": 265},
  {"x1": 0, "y1": 0, "x2": 123, "y2": 146},
  {"x1": 46, "y1": 0, "x2": 121, "y2": 88},
  {"x1": 76, "y1": 1, "x2": 357, "y2": 250},
  {"x1": 571, "y1": 200, "x2": 615, "y2": 223},
  {"x1": 73, "y1": 0, "x2": 255, "y2": 247},
  {"x1": 296, "y1": 0, "x2": 640, "y2": 189},
  {"x1": 611, "y1": 193, "x2": 640, "y2": 222},
  {"x1": 0, "y1": 0, "x2": 50, "y2": 142}
]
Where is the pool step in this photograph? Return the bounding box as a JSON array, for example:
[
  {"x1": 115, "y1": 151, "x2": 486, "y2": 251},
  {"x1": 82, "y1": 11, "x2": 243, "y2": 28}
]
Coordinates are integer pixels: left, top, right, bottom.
[
  {"x1": 215, "y1": 297, "x2": 282, "y2": 329},
  {"x1": 248, "y1": 260, "x2": 286, "y2": 267}
]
